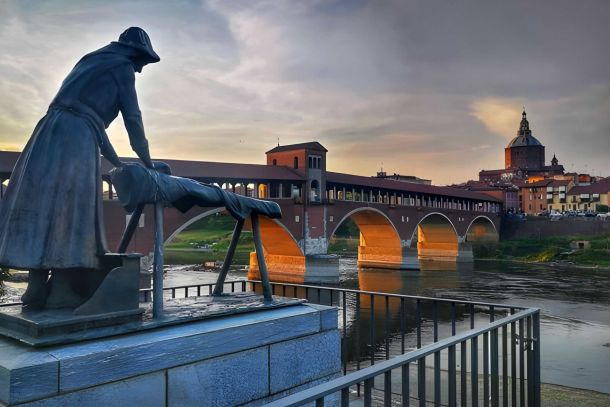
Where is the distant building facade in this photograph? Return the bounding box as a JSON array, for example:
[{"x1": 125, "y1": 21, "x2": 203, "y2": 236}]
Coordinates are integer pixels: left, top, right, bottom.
[
  {"x1": 520, "y1": 179, "x2": 552, "y2": 215},
  {"x1": 565, "y1": 178, "x2": 610, "y2": 212},
  {"x1": 546, "y1": 179, "x2": 574, "y2": 213}
]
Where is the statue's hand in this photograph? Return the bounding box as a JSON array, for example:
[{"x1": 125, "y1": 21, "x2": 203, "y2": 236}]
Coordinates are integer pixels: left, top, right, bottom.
[{"x1": 152, "y1": 161, "x2": 172, "y2": 175}]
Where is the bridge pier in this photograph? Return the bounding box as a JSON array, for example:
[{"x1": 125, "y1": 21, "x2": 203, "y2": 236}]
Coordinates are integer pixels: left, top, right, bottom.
[
  {"x1": 400, "y1": 245, "x2": 419, "y2": 270},
  {"x1": 248, "y1": 253, "x2": 340, "y2": 284},
  {"x1": 417, "y1": 237, "x2": 474, "y2": 263},
  {"x1": 457, "y1": 240, "x2": 474, "y2": 262}
]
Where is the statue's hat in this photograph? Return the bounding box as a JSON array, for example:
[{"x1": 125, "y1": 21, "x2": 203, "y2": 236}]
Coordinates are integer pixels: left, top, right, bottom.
[{"x1": 114, "y1": 27, "x2": 160, "y2": 63}]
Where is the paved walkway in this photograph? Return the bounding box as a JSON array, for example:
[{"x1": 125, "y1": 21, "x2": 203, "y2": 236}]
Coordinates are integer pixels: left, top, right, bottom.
[{"x1": 541, "y1": 383, "x2": 610, "y2": 407}]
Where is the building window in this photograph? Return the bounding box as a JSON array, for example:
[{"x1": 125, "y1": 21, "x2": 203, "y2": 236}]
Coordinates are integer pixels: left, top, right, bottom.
[
  {"x1": 272, "y1": 159, "x2": 277, "y2": 166},
  {"x1": 308, "y1": 155, "x2": 322, "y2": 169},
  {"x1": 293, "y1": 157, "x2": 298, "y2": 169}
]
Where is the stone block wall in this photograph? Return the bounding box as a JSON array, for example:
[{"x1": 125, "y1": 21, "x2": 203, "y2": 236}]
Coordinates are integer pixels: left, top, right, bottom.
[{"x1": 0, "y1": 304, "x2": 340, "y2": 407}]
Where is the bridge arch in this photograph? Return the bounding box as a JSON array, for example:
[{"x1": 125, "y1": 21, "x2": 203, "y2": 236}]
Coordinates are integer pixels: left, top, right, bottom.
[
  {"x1": 164, "y1": 208, "x2": 226, "y2": 246},
  {"x1": 413, "y1": 212, "x2": 459, "y2": 261},
  {"x1": 465, "y1": 215, "x2": 499, "y2": 243},
  {"x1": 330, "y1": 207, "x2": 402, "y2": 269},
  {"x1": 164, "y1": 207, "x2": 305, "y2": 282}
]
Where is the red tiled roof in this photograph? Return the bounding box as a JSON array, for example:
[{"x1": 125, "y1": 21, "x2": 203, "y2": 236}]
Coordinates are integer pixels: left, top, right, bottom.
[
  {"x1": 266, "y1": 142, "x2": 327, "y2": 154},
  {"x1": 548, "y1": 179, "x2": 572, "y2": 187},
  {"x1": 326, "y1": 172, "x2": 499, "y2": 202},
  {"x1": 568, "y1": 180, "x2": 610, "y2": 195}
]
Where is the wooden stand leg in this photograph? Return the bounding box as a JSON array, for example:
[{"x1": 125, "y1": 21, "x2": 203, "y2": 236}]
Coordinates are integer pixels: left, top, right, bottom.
[
  {"x1": 251, "y1": 213, "x2": 273, "y2": 303},
  {"x1": 153, "y1": 202, "x2": 164, "y2": 318},
  {"x1": 117, "y1": 204, "x2": 144, "y2": 253},
  {"x1": 213, "y1": 219, "x2": 245, "y2": 296}
]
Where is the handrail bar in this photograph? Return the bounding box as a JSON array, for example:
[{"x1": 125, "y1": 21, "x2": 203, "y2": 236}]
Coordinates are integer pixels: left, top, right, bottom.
[
  {"x1": 264, "y1": 307, "x2": 539, "y2": 407},
  {"x1": 138, "y1": 279, "x2": 522, "y2": 310},
  {"x1": 246, "y1": 279, "x2": 524, "y2": 310}
]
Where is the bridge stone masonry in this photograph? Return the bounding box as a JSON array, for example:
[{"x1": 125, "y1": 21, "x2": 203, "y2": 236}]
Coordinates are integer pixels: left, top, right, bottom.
[{"x1": 0, "y1": 143, "x2": 501, "y2": 284}]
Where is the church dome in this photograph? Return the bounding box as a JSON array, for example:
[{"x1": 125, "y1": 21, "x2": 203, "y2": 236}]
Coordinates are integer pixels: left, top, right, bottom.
[
  {"x1": 506, "y1": 109, "x2": 542, "y2": 147},
  {"x1": 507, "y1": 134, "x2": 542, "y2": 147}
]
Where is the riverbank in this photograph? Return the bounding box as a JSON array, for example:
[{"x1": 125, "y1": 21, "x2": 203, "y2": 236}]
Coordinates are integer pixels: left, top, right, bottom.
[
  {"x1": 474, "y1": 234, "x2": 610, "y2": 267},
  {"x1": 541, "y1": 383, "x2": 610, "y2": 406}
]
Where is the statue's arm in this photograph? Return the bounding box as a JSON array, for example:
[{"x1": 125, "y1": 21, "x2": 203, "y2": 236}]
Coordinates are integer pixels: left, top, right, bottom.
[{"x1": 114, "y1": 65, "x2": 154, "y2": 169}]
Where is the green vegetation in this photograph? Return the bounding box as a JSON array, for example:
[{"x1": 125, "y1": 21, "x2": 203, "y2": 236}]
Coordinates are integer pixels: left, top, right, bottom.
[
  {"x1": 328, "y1": 218, "x2": 359, "y2": 254},
  {"x1": 327, "y1": 236, "x2": 359, "y2": 254},
  {"x1": 473, "y1": 234, "x2": 610, "y2": 267},
  {"x1": 164, "y1": 213, "x2": 254, "y2": 265}
]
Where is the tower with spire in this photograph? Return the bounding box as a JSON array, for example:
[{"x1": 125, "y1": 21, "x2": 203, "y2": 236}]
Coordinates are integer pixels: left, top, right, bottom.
[{"x1": 504, "y1": 108, "x2": 545, "y2": 171}]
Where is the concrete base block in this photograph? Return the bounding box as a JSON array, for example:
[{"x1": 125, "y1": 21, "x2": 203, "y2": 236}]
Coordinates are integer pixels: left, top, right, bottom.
[{"x1": 0, "y1": 303, "x2": 340, "y2": 407}]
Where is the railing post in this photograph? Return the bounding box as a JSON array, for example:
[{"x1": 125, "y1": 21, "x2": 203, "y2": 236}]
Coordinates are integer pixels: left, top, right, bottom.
[
  {"x1": 491, "y1": 328, "x2": 499, "y2": 406},
  {"x1": 448, "y1": 345, "x2": 456, "y2": 407},
  {"x1": 418, "y1": 357, "x2": 426, "y2": 407},
  {"x1": 152, "y1": 202, "x2": 164, "y2": 319},
  {"x1": 533, "y1": 312, "x2": 541, "y2": 407}
]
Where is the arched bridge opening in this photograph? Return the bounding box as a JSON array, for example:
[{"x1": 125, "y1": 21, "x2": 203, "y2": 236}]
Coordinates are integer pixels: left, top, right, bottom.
[
  {"x1": 330, "y1": 208, "x2": 403, "y2": 269},
  {"x1": 414, "y1": 213, "x2": 460, "y2": 262},
  {"x1": 465, "y1": 216, "x2": 499, "y2": 244},
  {"x1": 163, "y1": 208, "x2": 305, "y2": 283},
  {"x1": 247, "y1": 215, "x2": 306, "y2": 283}
]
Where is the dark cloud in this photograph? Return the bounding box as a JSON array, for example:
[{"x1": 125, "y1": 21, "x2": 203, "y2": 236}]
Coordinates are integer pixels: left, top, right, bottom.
[{"x1": 0, "y1": 0, "x2": 608, "y2": 183}]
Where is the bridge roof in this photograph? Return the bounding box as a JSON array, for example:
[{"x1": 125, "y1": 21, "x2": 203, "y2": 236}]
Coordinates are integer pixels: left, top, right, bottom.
[
  {"x1": 0, "y1": 151, "x2": 305, "y2": 183},
  {"x1": 326, "y1": 171, "x2": 500, "y2": 202},
  {"x1": 103, "y1": 158, "x2": 305, "y2": 183}
]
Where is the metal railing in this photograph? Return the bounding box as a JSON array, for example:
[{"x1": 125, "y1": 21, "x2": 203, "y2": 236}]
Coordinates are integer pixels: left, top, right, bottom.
[
  {"x1": 265, "y1": 308, "x2": 540, "y2": 407},
  {"x1": 138, "y1": 279, "x2": 541, "y2": 406}
]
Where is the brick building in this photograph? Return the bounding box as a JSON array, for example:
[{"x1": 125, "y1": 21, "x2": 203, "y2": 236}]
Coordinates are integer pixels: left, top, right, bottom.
[{"x1": 519, "y1": 179, "x2": 552, "y2": 215}]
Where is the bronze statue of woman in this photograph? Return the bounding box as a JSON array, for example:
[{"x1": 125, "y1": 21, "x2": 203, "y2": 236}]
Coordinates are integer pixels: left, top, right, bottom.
[{"x1": 0, "y1": 27, "x2": 161, "y2": 308}]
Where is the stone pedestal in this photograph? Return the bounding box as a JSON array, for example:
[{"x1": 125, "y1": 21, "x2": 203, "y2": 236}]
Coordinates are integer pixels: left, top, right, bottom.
[{"x1": 0, "y1": 304, "x2": 340, "y2": 407}]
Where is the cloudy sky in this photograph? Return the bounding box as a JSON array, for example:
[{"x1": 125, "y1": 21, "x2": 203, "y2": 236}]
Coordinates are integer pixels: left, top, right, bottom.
[{"x1": 0, "y1": 0, "x2": 608, "y2": 184}]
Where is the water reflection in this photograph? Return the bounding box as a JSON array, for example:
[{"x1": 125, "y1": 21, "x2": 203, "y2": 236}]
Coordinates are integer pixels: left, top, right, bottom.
[{"x1": 339, "y1": 258, "x2": 610, "y2": 394}]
